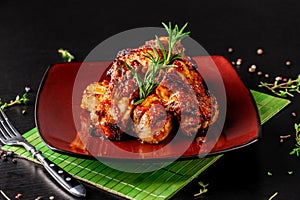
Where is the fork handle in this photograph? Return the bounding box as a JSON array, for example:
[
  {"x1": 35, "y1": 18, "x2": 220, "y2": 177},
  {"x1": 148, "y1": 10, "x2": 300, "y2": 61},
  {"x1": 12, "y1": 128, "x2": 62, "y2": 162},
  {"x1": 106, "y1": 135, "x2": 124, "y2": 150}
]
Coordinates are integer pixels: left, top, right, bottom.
[{"x1": 23, "y1": 143, "x2": 86, "y2": 197}]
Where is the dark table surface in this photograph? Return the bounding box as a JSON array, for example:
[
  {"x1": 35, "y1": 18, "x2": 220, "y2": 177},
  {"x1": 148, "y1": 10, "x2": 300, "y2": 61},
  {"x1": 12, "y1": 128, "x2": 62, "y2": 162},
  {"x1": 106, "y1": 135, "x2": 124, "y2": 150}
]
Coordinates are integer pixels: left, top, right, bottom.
[{"x1": 1, "y1": 0, "x2": 300, "y2": 199}]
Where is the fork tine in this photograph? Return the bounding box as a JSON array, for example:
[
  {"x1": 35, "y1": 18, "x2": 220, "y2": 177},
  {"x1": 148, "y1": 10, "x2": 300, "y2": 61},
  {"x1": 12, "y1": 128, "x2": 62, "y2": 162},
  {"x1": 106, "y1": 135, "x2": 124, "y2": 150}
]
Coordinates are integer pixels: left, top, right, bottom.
[
  {"x1": 0, "y1": 125, "x2": 9, "y2": 141},
  {"x1": 0, "y1": 108, "x2": 19, "y2": 137}
]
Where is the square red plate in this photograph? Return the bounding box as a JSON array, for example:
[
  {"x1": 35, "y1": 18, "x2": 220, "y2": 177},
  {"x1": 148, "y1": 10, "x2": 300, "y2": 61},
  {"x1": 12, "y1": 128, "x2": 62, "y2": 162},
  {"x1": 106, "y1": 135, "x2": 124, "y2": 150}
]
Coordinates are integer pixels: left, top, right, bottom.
[{"x1": 35, "y1": 56, "x2": 260, "y2": 160}]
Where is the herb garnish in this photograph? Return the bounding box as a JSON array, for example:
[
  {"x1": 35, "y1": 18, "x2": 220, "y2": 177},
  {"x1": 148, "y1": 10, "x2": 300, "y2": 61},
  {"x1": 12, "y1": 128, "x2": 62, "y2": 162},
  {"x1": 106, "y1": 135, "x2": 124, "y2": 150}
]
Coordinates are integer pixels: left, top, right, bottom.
[
  {"x1": 0, "y1": 93, "x2": 29, "y2": 111},
  {"x1": 126, "y1": 22, "x2": 190, "y2": 105},
  {"x1": 290, "y1": 123, "x2": 300, "y2": 156},
  {"x1": 259, "y1": 74, "x2": 300, "y2": 97},
  {"x1": 58, "y1": 48, "x2": 75, "y2": 62},
  {"x1": 194, "y1": 181, "x2": 209, "y2": 197}
]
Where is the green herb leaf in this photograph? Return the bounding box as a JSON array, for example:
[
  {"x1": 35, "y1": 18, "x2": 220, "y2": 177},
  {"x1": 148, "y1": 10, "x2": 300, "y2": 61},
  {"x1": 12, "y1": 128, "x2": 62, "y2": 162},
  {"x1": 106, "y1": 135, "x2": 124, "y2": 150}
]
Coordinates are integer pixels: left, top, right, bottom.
[
  {"x1": 58, "y1": 48, "x2": 75, "y2": 62},
  {"x1": 0, "y1": 93, "x2": 30, "y2": 111},
  {"x1": 194, "y1": 181, "x2": 209, "y2": 197},
  {"x1": 126, "y1": 22, "x2": 190, "y2": 105}
]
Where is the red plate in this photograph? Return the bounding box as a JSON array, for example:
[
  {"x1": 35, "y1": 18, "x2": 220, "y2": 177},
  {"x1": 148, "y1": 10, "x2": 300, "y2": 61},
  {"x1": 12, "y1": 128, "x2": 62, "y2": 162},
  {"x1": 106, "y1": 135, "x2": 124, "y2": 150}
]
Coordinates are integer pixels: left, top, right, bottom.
[{"x1": 35, "y1": 56, "x2": 260, "y2": 160}]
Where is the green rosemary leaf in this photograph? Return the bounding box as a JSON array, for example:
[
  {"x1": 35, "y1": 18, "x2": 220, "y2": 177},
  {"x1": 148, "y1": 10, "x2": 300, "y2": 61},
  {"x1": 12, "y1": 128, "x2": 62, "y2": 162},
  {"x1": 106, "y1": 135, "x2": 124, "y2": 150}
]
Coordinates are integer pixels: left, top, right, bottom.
[{"x1": 126, "y1": 22, "x2": 190, "y2": 104}]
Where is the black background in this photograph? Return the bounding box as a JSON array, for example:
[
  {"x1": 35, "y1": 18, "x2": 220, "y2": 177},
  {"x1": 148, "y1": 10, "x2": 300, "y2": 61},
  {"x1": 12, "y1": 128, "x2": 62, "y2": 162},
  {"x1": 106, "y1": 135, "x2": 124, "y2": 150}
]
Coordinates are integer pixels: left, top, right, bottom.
[{"x1": 1, "y1": 0, "x2": 300, "y2": 199}]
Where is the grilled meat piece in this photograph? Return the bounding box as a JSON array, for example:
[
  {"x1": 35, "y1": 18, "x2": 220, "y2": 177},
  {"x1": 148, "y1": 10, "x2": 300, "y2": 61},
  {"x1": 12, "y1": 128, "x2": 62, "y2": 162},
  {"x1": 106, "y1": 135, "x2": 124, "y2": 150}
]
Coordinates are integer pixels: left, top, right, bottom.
[
  {"x1": 133, "y1": 94, "x2": 173, "y2": 144},
  {"x1": 156, "y1": 58, "x2": 218, "y2": 137}
]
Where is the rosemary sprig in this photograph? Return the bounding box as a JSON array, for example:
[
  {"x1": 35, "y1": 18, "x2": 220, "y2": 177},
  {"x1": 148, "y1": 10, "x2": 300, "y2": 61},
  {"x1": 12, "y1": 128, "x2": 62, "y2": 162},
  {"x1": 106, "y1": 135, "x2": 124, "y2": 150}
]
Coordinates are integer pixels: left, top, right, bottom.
[
  {"x1": 259, "y1": 74, "x2": 300, "y2": 97},
  {"x1": 290, "y1": 123, "x2": 300, "y2": 156},
  {"x1": 127, "y1": 22, "x2": 190, "y2": 105},
  {"x1": 0, "y1": 93, "x2": 29, "y2": 111}
]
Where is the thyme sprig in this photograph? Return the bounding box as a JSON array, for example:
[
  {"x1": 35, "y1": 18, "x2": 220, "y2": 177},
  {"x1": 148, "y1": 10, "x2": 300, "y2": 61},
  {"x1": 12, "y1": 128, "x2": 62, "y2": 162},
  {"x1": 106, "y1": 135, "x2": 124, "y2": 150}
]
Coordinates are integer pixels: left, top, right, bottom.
[
  {"x1": 290, "y1": 123, "x2": 300, "y2": 156},
  {"x1": 0, "y1": 93, "x2": 29, "y2": 111},
  {"x1": 194, "y1": 181, "x2": 209, "y2": 197},
  {"x1": 259, "y1": 74, "x2": 300, "y2": 97},
  {"x1": 127, "y1": 22, "x2": 190, "y2": 105}
]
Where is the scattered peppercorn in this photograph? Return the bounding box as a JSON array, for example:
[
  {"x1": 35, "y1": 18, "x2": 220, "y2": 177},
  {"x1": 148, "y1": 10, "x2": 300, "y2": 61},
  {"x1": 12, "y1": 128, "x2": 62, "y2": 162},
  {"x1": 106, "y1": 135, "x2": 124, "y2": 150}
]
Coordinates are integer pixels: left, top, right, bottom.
[
  {"x1": 236, "y1": 58, "x2": 242, "y2": 66},
  {"x1": 257, "y1": 48, "x2": 263, "y2": 55},
  {"x1": 248, "y1": 67, "x2": 256, "y2": 73},
  {"x1": 285, "y1": 60, "x2": 292, "y2": 66},
  {"x1": 24, "y1": 86, "x2": 31, "y2": 93},
  {"x1": 15, "y1": 193, "x2": 22, "y2": 199},
  {"x1": 275, "y1": 76, "x2": 282, "y2": 81},
  {"x1": 228, "y1": 47, "x2": 234, "y2": 53},
  {"x1": 257, "y1": 71, "x2": 263, "y2": 76}
]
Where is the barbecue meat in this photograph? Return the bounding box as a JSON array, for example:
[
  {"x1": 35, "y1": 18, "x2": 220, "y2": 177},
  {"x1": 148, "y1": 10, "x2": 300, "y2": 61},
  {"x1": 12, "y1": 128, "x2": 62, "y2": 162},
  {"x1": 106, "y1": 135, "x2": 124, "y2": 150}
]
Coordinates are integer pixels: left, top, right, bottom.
[
  {"x1": 132, "y1": 94, "x2": 173, "y2": 144},
  {"x1": 81, "y1": 37, "x2": 219, "y2": 143}
]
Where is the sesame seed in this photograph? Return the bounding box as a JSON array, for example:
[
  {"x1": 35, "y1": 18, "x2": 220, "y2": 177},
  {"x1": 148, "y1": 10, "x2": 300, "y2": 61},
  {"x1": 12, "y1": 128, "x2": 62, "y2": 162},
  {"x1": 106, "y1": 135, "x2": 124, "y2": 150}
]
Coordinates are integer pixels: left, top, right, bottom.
[{"x1": 275, "y1": 76, "x2": 282, "y2": 81}]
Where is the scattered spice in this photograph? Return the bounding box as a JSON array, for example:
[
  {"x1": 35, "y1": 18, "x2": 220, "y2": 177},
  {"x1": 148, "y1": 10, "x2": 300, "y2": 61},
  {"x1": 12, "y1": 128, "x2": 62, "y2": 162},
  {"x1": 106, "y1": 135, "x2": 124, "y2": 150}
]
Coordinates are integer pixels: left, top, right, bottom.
[
  {"x1": 24, "y1": 86, "x2": 31, "y2": 93},
  {"x1": 248, "y1": 64, "x2": 257, "y2": 73},
  {"x1": 268, "y1": 192, "x2": 278, "y2": 200},
  {"x1": 236, "y1": 58, "x2": 242, "y2": 66},
  {"x1": 15, "y1": 193, "x2": 22, "y2": 199},
  {"x1": 257, "y1": 71, "x2": 263, "y2": 76},
  {"x1": 194, "y1": 181, "x2": 209, "y2": 197},
  {"x1": 275, "y1": 76, "x2": 282, "y2": 81},
  {"x1": 21, "y1": 110, "x2": 26, "y2": 115},
  {"x1": 285, "y1": 60, "x2": 292, "y2": 66},
  {"x1": 257, "y1": 48, "x2": 264, "y2": 55}
]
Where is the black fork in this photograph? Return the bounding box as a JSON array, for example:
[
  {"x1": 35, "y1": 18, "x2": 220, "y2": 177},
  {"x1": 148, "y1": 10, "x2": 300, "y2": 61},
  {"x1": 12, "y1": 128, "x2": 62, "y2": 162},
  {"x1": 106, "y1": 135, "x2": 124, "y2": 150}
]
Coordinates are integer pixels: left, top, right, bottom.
[{"x1": 0, "y1": 108, "x2": 86, "y2": 197}]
